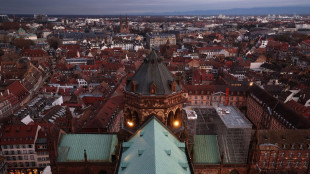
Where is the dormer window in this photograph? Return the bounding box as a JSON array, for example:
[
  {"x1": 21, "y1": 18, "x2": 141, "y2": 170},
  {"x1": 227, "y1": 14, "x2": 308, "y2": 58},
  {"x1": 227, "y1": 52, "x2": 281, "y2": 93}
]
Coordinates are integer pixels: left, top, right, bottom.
[
  {"x1": 150, "y1": 83, "x2": 156, "y2": 94},
  {"x1": 171, "y1": 81, "x2": 176, "y2": 92},
  {"x1": 131, "y1": 81, "x2": 137, "y2": 92}
]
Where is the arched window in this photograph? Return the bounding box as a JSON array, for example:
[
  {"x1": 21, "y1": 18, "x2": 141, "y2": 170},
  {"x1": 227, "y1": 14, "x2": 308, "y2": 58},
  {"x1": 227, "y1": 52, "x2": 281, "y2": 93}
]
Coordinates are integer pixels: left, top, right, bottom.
[
  {"x1": 167, "y1": 111, "x2": 174, "y2": 127},
  {"x1": 230, "y1": 169, "x2": 239, "y2": 174},
  {"x1": 98, "y1": 170, "x2": 107, "y2": 174}
]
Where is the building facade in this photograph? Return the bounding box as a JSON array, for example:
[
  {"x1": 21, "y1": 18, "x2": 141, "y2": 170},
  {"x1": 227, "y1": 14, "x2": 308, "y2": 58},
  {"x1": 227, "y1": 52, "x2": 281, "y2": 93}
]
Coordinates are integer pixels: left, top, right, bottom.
[
  {"x1": 248, "y1": 130, "x2": 310, "y2": 173},
  {"x1": 146, "y1": 33, "x2": 176, "y2": 49},
  {"x1": 247, "y1": 85, "x2": 310, "y2": 129},
  {"x1": 183, "y1": 85, "x2": 247, "y2": 107},
  {"x1": 0, "y1": 125, "x2": 50, "y2": 171}
]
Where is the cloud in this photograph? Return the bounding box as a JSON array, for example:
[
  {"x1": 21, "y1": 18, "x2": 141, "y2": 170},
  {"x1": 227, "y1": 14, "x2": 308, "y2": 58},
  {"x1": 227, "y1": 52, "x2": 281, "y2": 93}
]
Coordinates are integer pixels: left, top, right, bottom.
[{"x1": 0, "y1": 0, "x2": 310, "y2": 14}]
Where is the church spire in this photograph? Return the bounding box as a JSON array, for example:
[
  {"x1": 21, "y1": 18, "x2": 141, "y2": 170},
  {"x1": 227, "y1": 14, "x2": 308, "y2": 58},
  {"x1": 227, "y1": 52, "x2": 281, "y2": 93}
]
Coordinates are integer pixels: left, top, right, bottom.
[
  {"x1": 120, "y1": 15, "x2": 123, "y2": 33},
  {"x1": 126, "y1": 15, "x2": 128, "y2": 32}
]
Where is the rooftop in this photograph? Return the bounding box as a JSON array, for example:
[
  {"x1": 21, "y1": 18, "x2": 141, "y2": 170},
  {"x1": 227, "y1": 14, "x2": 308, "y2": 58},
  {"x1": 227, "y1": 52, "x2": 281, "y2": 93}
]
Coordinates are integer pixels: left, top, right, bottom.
[
  {"x1": 57, "y1": 134, "x2": 118, "y2": 162},
  {"x1": 193, "y1": 135, "x2": 221, "y2": 164},
  {"x1": 125, "y1": 50, "x2": 182, "y2": 95},
  {"x1": 118, "y1": 116, "x2": 192, "y2": 174},
  {"x1": 215, "y1": 105, "x2": 252, "y2": 129}
]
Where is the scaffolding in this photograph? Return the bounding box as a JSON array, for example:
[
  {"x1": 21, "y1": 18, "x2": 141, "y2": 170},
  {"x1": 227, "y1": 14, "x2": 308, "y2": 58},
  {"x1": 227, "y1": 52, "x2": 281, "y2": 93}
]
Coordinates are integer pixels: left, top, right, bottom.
[{"x1": 184, "y1": 105, "x2": 252, "y2": 164}]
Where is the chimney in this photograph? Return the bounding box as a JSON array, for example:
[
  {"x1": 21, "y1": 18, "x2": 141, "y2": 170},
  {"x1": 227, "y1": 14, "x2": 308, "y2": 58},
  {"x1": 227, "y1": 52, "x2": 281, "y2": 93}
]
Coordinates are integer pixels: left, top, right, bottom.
[{"x1": 225, "y1": 88, "x2": 229, "y2": 106}]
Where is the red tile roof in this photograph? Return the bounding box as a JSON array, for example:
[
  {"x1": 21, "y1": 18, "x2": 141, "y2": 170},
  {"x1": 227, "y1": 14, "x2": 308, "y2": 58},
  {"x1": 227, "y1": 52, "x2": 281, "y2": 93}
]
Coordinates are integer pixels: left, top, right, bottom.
[
  {"x1": 1, "y1": 125, "x2": 39, "y2": 145},
  {"x1": 82, "y1": 96, "x2": 105, "y2": 104},
  {"x1": 198, "y1": 46, "x2": 225, "y2": 51},
  {"x1": 6, "y1": 81, "x2": 29, "y2": 101},
  {"x1": 21, "y1": 49, "x2": 47, "y2": 57}
]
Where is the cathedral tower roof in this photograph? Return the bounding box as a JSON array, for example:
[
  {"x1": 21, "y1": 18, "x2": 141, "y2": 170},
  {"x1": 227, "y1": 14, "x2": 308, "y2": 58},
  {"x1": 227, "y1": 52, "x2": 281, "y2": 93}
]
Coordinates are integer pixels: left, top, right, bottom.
[{"x1": 125, "y1": 50, "x2": 181, "y2": 95}]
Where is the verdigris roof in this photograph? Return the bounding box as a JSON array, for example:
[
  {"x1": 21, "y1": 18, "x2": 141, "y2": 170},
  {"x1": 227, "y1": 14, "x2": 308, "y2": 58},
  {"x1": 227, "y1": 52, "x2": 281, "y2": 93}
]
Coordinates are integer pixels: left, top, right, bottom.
[
  {"x1": 193, "y1": 135, "x2": 221, "y2": 164},
  {"x1": 118, "y1": 116, "x2": 192, "y2": 174},
  {"x1": 57, "y1": 134, "x2": 118, "y2": 162},
  {"x1": 125, "y1": 50, "x2": 181, "y2": 95}
]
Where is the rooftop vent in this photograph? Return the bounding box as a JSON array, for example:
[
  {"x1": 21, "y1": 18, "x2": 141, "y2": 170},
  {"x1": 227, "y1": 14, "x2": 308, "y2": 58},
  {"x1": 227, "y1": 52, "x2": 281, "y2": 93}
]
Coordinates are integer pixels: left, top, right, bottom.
[
  {"x1": 140, "y1": 131, "x2": 144, "y2": 137},
  {"x1": 164, "y1": 131, "x2": 168, "y2": 137},
  {"x1": 138, "y1": 150, "x2": 144, "y2": 156},
  {"x1": 165, "y1": 150, "x2": 171, "y2": 156},
  {"x1": 121, "y1": 162, "x2": 128, "y2": 170}
]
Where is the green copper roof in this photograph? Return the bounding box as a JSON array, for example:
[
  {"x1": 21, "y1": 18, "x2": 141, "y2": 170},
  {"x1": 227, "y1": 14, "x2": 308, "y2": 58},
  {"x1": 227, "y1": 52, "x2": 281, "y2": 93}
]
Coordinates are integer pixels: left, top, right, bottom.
[
  {"x1": 57, "y1": 134, "x2": 118, "y2": 162},
  {"x1": 193, "y1": 135, "x2": 221, "y2": 164},
  {"x1": 118, "y1": 117, "x2": 192, "y2": 174}
]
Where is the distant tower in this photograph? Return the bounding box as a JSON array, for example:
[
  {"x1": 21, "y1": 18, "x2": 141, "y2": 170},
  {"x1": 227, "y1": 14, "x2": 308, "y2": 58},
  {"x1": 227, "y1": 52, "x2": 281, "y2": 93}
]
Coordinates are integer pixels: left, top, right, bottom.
[
  {"x1": 120, "y1": 15, "x2": 123, "y2": 33},
  {"x1": 119, "y1": 15, "x2": 129, "y2": 33},
  {"x1": 125, "y1": 15, "x2": 129, "y2": 33}
]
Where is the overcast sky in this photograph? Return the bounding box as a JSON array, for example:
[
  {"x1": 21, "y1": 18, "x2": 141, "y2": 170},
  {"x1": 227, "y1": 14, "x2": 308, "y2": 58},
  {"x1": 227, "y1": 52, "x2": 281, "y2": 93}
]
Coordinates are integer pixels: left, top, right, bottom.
[{"x1": 0, "y1": 0, "x2": 310, "y2": 15}]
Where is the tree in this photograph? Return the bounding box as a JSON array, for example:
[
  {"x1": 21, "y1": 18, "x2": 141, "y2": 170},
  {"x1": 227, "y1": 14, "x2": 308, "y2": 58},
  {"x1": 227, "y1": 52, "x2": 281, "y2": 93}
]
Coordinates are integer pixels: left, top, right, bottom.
[
  {"x1": 13, "y1": 38, "x2": 34, "y2": 49},
  {"x1": 48, "y1": 37, "x2": 62, "y2": 49}
]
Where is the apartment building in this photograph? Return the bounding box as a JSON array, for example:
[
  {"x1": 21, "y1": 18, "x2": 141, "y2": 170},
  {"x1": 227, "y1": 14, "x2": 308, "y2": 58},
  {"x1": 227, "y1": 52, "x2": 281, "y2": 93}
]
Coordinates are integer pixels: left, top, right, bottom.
[{"x1": 0, "y1": 124, "x2": 50, "y2": 170}]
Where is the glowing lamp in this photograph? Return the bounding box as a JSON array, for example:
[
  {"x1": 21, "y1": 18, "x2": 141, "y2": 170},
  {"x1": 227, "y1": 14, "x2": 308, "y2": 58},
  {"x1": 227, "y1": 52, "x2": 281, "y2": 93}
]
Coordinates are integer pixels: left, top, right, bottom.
[
  {"x1": 173, "y1": 120, "x2": 180, "y2": 127},
  {"x1": 127, "y1": 121, "x2": 134, "y2": 127}
]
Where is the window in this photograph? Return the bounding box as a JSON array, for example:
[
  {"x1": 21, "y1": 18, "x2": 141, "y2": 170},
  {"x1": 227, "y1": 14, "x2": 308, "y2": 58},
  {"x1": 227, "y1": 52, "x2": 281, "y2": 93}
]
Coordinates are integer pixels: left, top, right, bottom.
[
  {"x1": 288, "y1": 161, "x2": 291, "y2": 167},
  {"x1": 3, "y1": 145, "x2": 8, "y2": 149},
  {"x1": 201, "y1": 96, "x2": 203, "y2": 99},
  {"x1": 18, "y1": 156, "x2": 23, "y2": 160},
  {"x1": 271, "y1": 161, "x2": 275, "y2": 167},
  {"x1": 304, "y1": 161, "x2": 308, "y2": 167},
  {"x1": 289, "y1": 152, "x2": 293, "y2": 158},
  {"x1": 281, "y1": 153, "x2": 285, "y2": 157},
  {"x1": 23, "y1": 150, "x2": 27, "y2": 154},
  {"x1": 24, "y1": 155, "x2": 28, "y2": 160},
  {"x1": 28, "y1": 145, "x2": 32, "y2": 148},
  {"x1": 30, "y1": 155, "x2": 34, "y2": 160},
  {"x1": 296, "y1": 162, "x2": 299, "y2": 167},
  {"x1": 298, "y1": 153, "x2": 301, "y2": 158},
  {"x1": 263, "y1": 161, "x2": 266, "y2": 167},
  {"x1": 279, "y1": 161, "x2": 283, "y2": 167}
]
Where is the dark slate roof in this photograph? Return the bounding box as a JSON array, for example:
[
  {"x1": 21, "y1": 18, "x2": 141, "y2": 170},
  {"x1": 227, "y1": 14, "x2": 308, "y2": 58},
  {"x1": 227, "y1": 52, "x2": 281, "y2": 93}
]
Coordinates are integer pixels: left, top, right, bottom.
[
  {"x1": 125, "y1": 50, "x2": 181, "y2": 95},
  {"x1": 249, "y1": 85, "x2": 310, "y2": 129}
]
